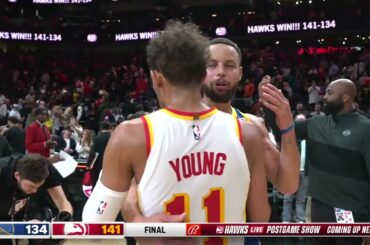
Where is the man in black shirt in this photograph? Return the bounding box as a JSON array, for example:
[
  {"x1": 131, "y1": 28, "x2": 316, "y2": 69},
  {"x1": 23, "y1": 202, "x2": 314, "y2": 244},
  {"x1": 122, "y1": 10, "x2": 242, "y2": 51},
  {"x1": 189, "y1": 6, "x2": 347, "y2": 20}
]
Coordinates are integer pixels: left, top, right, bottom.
[
  {"x1": 2, "y1": 116, "x2": 26, "y2": 154},
  {"x1": 87, "y1": 121, "x2": 111, "y2": 187},
  {"x1": 1, "y1": 118, "x2": 74, "y2": 223},
  {"x1": 0, "y1": 154, "x2": 73, "y2": 222},
  {"x1": 0, "y1": 154, "x2": 50, "y2": 221}
]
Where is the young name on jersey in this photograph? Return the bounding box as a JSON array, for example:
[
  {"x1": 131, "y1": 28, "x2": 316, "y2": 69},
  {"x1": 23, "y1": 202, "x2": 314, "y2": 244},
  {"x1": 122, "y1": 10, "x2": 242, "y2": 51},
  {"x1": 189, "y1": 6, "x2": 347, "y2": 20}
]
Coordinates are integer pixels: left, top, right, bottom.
[{"x1": 169, "y1": 151, "x2": 226, "y2": 182}]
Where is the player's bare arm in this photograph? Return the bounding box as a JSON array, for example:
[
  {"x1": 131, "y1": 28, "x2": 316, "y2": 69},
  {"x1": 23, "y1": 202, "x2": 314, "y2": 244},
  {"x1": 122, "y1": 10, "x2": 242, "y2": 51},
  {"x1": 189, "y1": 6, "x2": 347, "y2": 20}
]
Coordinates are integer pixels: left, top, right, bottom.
[
  {"x1": 245, "y1": 115, "x2": 280, "y2": 186},
  {"x1": 47, "y1": 186, "x2": 73, "y2": 215},
  {"x1": 82, "y1": 118, "x2": 147, "y2": 221},
  {"x1": 242, "y1": 120, "x2": 271, "y2": 222},
  {"x1": 100, "y1": 118, "x2": 147, "y2": 192},
  {"x1": 259, "y1": 76, "x2": 300, "y2": 194}
]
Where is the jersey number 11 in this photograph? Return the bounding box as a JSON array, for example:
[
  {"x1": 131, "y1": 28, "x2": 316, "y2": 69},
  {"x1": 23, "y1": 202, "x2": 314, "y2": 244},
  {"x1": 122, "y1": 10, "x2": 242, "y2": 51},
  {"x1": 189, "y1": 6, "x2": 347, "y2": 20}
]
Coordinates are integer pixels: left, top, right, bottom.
[{"x1": 164, "y1": 187, "x2": 225, "y2": 245}]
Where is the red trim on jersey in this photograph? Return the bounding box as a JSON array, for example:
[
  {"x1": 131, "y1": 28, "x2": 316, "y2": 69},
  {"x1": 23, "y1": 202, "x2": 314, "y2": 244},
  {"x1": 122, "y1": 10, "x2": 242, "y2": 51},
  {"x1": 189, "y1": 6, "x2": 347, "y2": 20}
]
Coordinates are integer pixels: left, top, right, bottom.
[
  {"x1": 165, "y1": 107, "x2": 216, "y2": 116},
  {"x1": 237, "y1": 118, "x2": 243, "y2": 144},
  {"x1": 141, "y1": 116, "x2": 151, "y2": 155}
]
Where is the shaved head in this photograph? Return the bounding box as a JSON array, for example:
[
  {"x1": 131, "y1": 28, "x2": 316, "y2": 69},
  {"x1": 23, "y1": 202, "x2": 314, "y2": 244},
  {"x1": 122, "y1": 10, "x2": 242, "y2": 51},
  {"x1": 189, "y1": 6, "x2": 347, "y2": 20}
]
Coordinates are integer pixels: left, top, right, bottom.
[{"x1": 329, "y1": 79, "x2": 357, "y2": 100}]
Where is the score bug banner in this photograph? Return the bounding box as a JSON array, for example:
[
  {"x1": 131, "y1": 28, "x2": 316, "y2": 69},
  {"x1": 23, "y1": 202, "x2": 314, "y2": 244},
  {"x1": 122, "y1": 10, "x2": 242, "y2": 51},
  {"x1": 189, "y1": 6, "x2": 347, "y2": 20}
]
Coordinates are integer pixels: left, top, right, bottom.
[{"x1": 1, "y1": 222, "x2": 370, "y2": 239}]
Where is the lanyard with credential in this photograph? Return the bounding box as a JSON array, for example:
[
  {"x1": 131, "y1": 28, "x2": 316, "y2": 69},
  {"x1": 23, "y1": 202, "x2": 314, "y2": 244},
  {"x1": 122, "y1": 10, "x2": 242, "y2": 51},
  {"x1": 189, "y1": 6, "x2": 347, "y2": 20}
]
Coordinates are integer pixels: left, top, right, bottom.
[{"x1": 8, "y1": 189, "x2": 30, "y2": 221}]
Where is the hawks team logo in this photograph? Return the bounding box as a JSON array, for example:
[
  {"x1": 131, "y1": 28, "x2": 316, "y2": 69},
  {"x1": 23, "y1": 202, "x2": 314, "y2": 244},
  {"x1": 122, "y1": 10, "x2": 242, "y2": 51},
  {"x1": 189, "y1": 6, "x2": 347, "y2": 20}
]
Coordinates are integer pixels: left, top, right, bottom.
[
  {"x1": 192, "y1": 125, "x2": 201, "y2": 140},
  {"x1": 63, "y1": 223, "x2": 89, "y2": 235},
  {"x1": 216, "y1": 226, "x2": 224, "y2": 234},
  {"x1": 96, "y1": 201, "x2": 108, "y2": 215}
]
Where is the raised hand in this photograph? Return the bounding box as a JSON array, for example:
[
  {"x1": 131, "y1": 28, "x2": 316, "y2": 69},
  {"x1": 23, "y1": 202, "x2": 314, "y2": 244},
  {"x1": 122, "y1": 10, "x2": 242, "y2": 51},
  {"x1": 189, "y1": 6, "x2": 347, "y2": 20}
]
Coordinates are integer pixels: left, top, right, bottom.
[
  {"x1": 258, "y1": 75, "x2": 272, "y2": 99},
  {"x1": 260, "y1": 82, "x2": 293, "y2": 130}
]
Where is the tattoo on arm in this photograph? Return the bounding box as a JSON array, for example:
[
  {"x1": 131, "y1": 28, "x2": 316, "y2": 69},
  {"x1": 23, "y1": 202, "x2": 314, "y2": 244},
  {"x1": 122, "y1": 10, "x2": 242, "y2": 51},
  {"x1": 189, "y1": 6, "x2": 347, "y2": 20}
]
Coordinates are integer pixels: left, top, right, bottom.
[{"x1": 284, "y1": 136, "x2": 293, "y2": 144}]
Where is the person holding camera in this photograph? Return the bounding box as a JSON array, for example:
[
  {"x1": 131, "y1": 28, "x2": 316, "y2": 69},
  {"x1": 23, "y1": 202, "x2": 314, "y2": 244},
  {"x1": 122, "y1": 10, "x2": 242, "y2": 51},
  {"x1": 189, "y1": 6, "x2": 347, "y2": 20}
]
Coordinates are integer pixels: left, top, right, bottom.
[{"x1": 0, "y1": 153, "x2": 73, "y2": 223}]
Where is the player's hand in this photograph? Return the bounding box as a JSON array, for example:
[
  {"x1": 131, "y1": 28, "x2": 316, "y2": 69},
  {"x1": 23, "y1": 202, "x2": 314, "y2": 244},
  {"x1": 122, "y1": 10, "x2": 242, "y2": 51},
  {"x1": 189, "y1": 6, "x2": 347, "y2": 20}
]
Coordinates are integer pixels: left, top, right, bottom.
[
  {"x1": 258, "y1": 75, "x2": 272, "y2": 99},
  {"x1": 260, "y1": 82, "x2": 293, "y2": 130},
  {"x1": 133, "y1": 212, "x2": 186, "y2": 223},
  {"x1": 122, "y1": 183, "x2": 188, "y2": 245},
  {"x1": 133, "y1": 213, "x2": 191, "y2": 245},
  {"x1": 134, "y1": 213, "x2": 192, "y2": 245},
  {"x1": 138, "y1": 238, "x2": 197, "y2": 245},
  {"x1": 123, "y1": 181, "x2": 186, "y2": 223}
]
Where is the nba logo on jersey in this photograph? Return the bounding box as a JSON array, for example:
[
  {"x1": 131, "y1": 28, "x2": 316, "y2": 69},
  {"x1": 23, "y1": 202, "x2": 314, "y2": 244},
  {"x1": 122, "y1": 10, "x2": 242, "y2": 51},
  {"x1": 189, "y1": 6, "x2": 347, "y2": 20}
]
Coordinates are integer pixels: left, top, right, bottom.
[
  {"x1": 192, "y1": 125, "x2": 201, "y2": 140},
  {"x1": 96, "y1": 201, "x2": 107, "y2": 215}
]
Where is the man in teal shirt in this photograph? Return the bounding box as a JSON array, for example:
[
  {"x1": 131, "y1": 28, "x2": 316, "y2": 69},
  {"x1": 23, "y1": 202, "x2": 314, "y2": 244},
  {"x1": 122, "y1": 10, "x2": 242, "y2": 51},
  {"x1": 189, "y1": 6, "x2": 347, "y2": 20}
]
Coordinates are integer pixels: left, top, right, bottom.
[{"x1": 262, "y1": 78, "x2": 370, "y2": 245}]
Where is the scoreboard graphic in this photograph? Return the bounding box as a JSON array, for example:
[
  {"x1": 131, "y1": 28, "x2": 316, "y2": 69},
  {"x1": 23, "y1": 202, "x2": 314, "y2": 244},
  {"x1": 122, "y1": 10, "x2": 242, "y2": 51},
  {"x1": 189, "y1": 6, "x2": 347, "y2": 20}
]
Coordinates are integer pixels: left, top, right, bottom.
[
  {"x1": 0, "y1": 223, "x2": 50, "y2": 239},
  {"x1": 52, "y1": 222, "x2": 124, "y2": 239},
  {"x1": 1, "y1": 222, "x2": 370, "y2": 239}
]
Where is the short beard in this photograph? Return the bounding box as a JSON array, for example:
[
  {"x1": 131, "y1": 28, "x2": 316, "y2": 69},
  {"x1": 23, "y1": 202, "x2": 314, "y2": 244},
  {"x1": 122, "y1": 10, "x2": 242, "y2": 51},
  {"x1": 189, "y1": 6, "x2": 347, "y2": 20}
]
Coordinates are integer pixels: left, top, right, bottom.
[
  {"x1": 323, "y1": 101, "x2": 344, "y2": 116},
  {"x1": 201, "y1": 82, "x2": 237, "y2": 103},
  {"x1": 17, "y1": 182, "x2": 32, "y2": 197}
]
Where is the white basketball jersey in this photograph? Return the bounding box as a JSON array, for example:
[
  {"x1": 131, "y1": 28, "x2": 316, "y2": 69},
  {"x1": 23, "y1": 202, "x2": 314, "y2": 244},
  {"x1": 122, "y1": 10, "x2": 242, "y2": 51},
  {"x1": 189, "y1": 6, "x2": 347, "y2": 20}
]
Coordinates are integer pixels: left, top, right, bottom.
[{"x1": 138, "y1": 108, "x2": 250, "y2": 245}]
